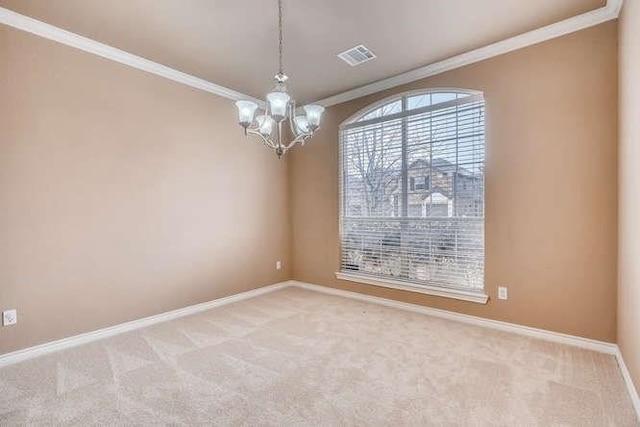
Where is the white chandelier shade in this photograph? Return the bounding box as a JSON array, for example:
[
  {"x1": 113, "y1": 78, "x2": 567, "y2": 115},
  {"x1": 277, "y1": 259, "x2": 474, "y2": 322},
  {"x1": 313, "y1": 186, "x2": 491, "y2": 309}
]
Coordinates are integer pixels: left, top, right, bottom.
[
  {"x1": 304, "y1": 105, "x2": 324, "y2": 128},
  {"x1": 234, "y1": 0, "x2": 324, "y2": 158},
  {"x1": 236, "y1": 100, "x2": 259, "y2": 127}
]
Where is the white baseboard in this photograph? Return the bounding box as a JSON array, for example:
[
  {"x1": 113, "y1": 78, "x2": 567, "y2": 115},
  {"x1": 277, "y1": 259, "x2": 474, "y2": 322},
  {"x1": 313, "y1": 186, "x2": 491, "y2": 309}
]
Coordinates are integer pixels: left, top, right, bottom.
[
  {"x1": 615, "y1": 347, "x2": 640, "y2": 419},
  {"x1": 289, "y1": 281, "x2": 617, "y2": 354},
  {"x1": 0, "y1": 281, "x2": 289, "y2": 368},
  {"x1": 0, "y1": 278, "x2": 618, "y2": 362}
]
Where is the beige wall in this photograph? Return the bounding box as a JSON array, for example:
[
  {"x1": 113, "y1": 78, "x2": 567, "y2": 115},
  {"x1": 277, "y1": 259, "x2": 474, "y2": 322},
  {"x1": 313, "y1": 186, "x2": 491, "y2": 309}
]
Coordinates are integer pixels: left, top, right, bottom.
[
  {"x1": 291, "y1": 22, "x2": 618, "y2": 342},
  {"x1": 618, "y1": 1, "x2": 640, "y2": 391},
  {"x1": 0, "y1": 26, "x2": 291, "y2": 354}
]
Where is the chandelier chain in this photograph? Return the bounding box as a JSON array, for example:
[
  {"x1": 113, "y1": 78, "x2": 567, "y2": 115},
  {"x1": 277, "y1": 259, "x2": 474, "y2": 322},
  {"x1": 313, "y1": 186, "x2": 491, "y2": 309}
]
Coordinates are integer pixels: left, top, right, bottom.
[{"x1": 278, "y1": 0, "x2": 284, "y2": 75}]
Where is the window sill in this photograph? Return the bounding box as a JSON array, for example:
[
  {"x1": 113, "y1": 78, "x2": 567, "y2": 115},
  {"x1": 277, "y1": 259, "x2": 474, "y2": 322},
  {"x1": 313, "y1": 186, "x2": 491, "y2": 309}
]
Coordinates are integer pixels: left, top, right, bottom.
[{"x1": 334, "y1": 272, "x2": 489, "y2": 304}]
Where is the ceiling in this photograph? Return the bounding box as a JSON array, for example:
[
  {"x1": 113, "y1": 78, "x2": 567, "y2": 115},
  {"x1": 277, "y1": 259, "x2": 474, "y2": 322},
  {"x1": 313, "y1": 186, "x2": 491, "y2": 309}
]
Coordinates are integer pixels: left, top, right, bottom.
[{"x1": 0, "y1": 0, "x2": 605, "y2": 104}]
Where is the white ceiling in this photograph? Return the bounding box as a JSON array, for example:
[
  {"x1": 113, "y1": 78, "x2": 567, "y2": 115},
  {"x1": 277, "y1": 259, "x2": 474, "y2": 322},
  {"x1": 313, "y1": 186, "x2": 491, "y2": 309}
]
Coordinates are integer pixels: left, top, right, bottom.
[{"x1": 0, "y1": 0, "x2": 605, "y2": 104}]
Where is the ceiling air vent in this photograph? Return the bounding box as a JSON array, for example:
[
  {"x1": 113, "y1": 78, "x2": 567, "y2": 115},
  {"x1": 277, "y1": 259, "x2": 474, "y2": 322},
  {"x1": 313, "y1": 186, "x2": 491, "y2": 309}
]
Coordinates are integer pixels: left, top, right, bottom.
[{"x1": 337, "y1": 45, "x2": 376, "y2": 66}]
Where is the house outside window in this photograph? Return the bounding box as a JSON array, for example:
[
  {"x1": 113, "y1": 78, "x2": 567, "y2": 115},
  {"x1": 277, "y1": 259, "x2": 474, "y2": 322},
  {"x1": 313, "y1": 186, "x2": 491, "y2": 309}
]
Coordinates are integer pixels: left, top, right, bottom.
[{"x1": 339, "y1": 89, "x2": 485, "y2": 299}]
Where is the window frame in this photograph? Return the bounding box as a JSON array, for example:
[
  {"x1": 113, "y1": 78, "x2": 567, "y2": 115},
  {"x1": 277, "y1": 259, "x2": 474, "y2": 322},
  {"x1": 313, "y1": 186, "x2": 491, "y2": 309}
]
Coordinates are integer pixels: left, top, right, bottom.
[{"x1": 337, "y1": 88, "x2": 488, "y2": 304}]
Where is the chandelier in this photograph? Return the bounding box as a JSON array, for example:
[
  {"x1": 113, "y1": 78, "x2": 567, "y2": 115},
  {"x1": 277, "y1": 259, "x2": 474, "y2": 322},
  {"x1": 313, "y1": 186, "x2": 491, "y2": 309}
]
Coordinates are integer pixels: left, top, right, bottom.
[{"x1": 234, "y1": 0, "x2": 324, "y2": 159}]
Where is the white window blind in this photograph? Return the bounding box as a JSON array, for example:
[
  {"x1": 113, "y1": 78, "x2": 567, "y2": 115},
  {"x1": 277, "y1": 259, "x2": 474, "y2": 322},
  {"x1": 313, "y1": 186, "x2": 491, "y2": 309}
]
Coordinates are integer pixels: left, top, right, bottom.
[{"x1": 339, "y1": 91, "x2": 485, "y2": 293}]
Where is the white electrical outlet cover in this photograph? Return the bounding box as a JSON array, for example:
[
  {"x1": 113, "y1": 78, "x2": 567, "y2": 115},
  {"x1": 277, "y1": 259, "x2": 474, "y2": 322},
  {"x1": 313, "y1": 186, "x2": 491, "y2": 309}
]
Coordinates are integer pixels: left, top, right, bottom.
[
  {"x1": 276, "y1": 261, "x2": 282, "y2": 270},
  {"x1": 3, "y1": 309, "x2": 17, "y2": 326},
  {"x1": 498, "y1": 287, "x2": 508, "y2": 300}
]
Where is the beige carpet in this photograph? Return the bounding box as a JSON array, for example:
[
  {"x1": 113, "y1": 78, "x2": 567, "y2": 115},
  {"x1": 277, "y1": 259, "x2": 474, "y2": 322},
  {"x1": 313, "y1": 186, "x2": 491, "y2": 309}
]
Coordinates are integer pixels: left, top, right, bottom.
[{"x1": 0, "y1": 287, "x2": 637, "y2": 425}]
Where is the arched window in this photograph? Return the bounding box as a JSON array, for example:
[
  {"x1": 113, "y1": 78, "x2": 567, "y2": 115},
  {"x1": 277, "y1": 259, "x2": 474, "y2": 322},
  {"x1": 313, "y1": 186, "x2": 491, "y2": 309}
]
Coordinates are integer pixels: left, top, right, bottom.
[{"x1": 338, "y1": 89, "x2": 486, "y2": 300}]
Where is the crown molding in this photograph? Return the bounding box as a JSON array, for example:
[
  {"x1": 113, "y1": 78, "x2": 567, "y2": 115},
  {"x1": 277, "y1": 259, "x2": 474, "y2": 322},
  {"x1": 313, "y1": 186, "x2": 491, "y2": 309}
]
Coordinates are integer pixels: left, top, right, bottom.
[
  {"x1": 0, "y1": 7, "x2": 262, "y2": 105},
  {"x1": 314, "y1": 0, "x2": 624, "y2": 108},
  {"x1": 609, "y1": 0, "x2": 625, "y2": 16},
  {"x1": 0, "y1": 1, "x2": 623, "y2": 108}
]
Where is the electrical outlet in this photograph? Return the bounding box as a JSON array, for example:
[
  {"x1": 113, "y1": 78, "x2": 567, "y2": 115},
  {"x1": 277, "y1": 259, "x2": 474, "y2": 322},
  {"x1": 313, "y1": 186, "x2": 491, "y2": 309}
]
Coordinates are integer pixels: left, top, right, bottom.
[
  {"x1": 498, "y1": 286, "x2": 508, "y2": 300},
  {"x1": 276, "y1": 261, "x2": 282, "y2": 270},
  {"x1": 3, "y1": 309, "x2": 17, "y2": 326}
]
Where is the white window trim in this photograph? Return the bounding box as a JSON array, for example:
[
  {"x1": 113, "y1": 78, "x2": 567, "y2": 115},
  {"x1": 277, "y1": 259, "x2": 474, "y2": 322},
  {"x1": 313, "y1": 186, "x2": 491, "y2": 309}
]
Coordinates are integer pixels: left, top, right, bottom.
[{"x1": 335, "y1": 271, "x2": 489, "y2": 304}]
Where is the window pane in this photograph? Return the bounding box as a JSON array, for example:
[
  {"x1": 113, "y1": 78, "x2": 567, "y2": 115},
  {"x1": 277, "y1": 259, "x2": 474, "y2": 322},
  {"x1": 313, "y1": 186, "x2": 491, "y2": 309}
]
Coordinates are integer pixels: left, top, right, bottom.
[
  {"x1": 343, "y1": 119, "x2": 403, "y2": 217},
  {"x1": 407, "y1": 94, "x2": 431, "y2": 110},
  {"x1": 358, "y1": 99, "x2": 402, "y2": 121},
  {"x1": 432, "y1": 92, "x2": 457, "y2": 105}
]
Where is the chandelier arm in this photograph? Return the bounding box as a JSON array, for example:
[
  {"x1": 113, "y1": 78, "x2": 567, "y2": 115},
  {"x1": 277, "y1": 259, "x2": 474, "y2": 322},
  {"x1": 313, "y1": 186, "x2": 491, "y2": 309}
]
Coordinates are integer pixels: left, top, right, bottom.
[
  {"x1": 283, "y1": 133, "x2": 311, "y2": 150},
  {"x1": 247, "y1": 129, "x2": 277, "y2": 149},
  {"x1": 283, "y1": 140, "x2": 300, "y2": 151}
]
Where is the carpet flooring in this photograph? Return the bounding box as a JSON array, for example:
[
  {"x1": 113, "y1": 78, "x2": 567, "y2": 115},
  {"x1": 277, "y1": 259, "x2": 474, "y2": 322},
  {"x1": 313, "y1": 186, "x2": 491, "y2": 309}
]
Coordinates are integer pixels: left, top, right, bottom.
[{"x1": 0, "y1": 287, "x2": 637, "y2": 425}]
